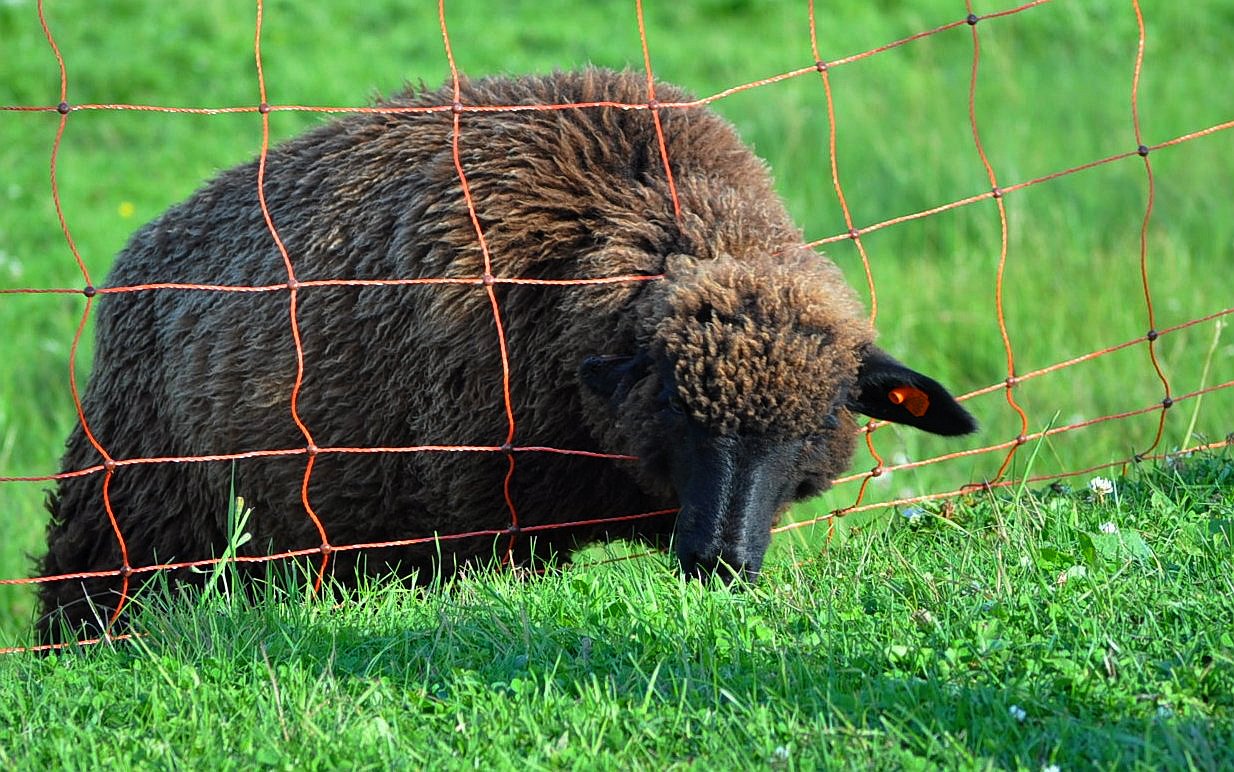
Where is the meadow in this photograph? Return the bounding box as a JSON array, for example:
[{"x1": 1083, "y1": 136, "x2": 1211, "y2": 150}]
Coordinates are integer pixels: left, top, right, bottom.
[
  {"x1": 0, "y1": 0, "x2": 1231, "y2": 766},
  {"x1": 2, "y1": 456, "x2": 1233, "y2": 768}
]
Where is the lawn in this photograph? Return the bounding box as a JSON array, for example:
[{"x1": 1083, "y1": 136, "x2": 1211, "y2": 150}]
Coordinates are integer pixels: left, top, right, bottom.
[
  {"x1": 1, "y1": 453, "x2": 1232, "y2": 767},
  {"x1": 0, "y1": 0, "x2": 1232, "y2": 766}
]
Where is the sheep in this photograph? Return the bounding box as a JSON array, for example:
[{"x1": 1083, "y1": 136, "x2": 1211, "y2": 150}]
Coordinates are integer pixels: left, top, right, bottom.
[{"x1": 37, "y1": 68, "x2": 975, "y2": 642}]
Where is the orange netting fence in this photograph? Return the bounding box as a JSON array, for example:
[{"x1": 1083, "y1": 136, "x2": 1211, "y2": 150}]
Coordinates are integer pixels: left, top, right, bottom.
[{"x1": 1, "y1": 0, "x2": 1231, "y2": 654}]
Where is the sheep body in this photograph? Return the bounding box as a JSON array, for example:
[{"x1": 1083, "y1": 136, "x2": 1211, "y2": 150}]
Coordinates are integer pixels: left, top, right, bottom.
[{"x1": 38, "y1": 69, "x2": 973, "y2": 641}]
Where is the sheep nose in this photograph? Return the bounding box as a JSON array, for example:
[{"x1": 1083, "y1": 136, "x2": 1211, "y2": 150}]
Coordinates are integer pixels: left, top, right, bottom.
[{"x1": 678, "y1": 550, "x2": 756, "y2": 585}]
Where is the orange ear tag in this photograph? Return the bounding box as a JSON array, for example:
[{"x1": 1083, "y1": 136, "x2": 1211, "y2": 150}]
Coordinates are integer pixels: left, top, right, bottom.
[{"x1": 888, "y1": 386, "x2": 930, "y2": 417}]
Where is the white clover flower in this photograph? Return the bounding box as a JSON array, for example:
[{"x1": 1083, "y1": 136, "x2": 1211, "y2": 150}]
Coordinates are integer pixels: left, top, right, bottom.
[
  {"x1": 772, "y1": 746, "x2": 791, "y2": 762},
  {"x1": 1088, "y1": 477, "x2": 1115, "y2": 496},
  {"x1": 1008, "y1": 704, "x2": 1027, "y2": 722},
  {"x1": 1099, "y1": 521, "x2": 1118, "y2": 534},
  {"x1": 0, "y1": 249, "x2": 23, "y2": 280},
  {"x1": 1042, "y1": 765, "x2": 1061, "y2": 772},
  {"x1": 1056, "y1": 565, "x2": 1087, "y2": 586},
  {"x1": 912, "y1": 608, "x2": 937, "y2": 628}
]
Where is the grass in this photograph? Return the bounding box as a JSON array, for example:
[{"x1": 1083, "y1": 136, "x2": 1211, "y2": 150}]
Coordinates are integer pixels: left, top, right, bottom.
[
  {"x1": 0, "y1": 0, "x2": 1232, "y2": 764},
  {"x1": 1, "y1": 452, "x2": 1231, "y2": 768}
]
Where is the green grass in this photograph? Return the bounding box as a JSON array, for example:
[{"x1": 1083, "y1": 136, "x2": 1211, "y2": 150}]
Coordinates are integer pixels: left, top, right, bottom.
[
  {"x1": 2, "y1": 0, "x2": 1231, "y2": 630},
  {"x1": 0, "y1": 0, "x2": 1232, "y2": 764},
  {"x1": 1, "y1": 453, "x2": 1231, "y2": 768}
]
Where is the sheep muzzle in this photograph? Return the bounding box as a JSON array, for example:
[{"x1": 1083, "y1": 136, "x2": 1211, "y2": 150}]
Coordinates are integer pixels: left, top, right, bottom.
[{"x1": 669, "y1": 428, "x2": 801, "y2": 584}]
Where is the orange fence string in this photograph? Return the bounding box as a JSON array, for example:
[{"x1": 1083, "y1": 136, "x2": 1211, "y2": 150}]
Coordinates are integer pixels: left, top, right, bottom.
[{"x1": 1, "y1": 0, "x2": 1231, "y2": 654}]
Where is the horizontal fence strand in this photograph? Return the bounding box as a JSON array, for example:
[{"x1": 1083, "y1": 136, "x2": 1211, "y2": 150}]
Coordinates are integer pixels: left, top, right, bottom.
[{"x1": 0, "y1": 0, "x2": 1229, "y2": 655}]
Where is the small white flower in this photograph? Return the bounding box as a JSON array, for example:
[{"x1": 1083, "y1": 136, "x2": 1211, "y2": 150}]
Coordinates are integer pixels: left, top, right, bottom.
[
  {"x1": 772, "y1": 746, "x2": 791, "y2": 762},
  {"x1": 912, "y1": 608, "x2": 937, "y2": 628},
  {"x1": 1042, "y1": 765, "x2": 1061, "y2": 772},
  {"x1": 1056, "y1": 565, "x2": 1087, "y2": 585},
  {"x1": 0, "y1": 250, "x2": 23, "y2": 279},
  {"x1": 1099, "y1": 521, "x2": 1118, "y2": 534},
  {"x1": 1008, "y1": 704, "x2": 1027, "y2": 722},
  {"x1": 1155, "y1": 704, "x2": 1174, "y2": 719},
  {"x1": 1019, "y1": 554, "x2": 1032, "y2": 568},
  {"x1": 1088, "y1": 477, "x2": 1115, "y2": 496}
]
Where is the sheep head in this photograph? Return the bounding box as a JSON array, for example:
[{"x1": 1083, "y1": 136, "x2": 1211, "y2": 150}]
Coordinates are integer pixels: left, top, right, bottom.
[{"x1": 580, "y1": 253, "x2": 976, "y2": 582}]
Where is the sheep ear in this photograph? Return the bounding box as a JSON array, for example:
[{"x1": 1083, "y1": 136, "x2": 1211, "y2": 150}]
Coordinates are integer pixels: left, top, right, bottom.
[
  {"x1": 848, "y1": 346, "x2": 977, "y2": 436},
  {"x1": 579, "y1": 352, "x2": 652, "y2": 406}
]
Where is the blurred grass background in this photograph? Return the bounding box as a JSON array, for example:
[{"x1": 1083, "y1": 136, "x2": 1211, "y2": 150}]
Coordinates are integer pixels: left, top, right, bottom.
[{"x1": 1, "y1": 0, "x2": 1231, "y2": 636}]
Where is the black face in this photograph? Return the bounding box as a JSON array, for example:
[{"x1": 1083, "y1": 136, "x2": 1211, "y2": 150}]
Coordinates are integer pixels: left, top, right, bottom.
[
  {"x1": 581, "y1": 352, "x2": 849, "y2": 582},
  {"x1": 580, "y1": 345, "x2": 977, "y2": 584},
  {"x1": 666, "y1": 422, "x2": 808, "y2": 582}
]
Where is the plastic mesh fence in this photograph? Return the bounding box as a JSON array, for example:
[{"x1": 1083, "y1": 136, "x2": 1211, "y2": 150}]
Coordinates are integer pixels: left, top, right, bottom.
[{"x1": 1, "y1": 0, "x2": 1231, "y2": 654}]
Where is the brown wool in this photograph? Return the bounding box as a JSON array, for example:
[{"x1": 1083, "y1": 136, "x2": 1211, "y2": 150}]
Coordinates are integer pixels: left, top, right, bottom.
[{"x1": 39, "y1": 68, "x2": 879, "y2": 642}]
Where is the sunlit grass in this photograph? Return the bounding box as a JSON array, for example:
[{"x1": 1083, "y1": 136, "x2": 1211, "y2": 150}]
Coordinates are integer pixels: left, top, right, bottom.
[
  {"x1": 2, "y1": 453, "x2": 1231, "y2": 767},
  {"x1": 0, "y1": 0, "x2": 1230, "y2": 690}
]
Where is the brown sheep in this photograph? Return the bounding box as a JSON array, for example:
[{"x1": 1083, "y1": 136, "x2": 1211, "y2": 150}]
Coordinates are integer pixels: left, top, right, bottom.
[{"x1": 37, "y1": 69, "x2": 975, "y2": 642}]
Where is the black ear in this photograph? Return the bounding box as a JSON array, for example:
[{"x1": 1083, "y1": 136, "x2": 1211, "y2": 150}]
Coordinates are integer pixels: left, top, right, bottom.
[
  {"x1": 848, "y1": 346, "x2": 977, "y2": 436},
  {"x1": 579, "y1": 351, "x2": 652, "y2": 408}
]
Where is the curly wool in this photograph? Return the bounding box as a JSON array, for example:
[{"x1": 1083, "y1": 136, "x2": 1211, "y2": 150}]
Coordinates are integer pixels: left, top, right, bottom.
[{"x1": 653, "y1": 254, "x2": 872, "y2": 437}]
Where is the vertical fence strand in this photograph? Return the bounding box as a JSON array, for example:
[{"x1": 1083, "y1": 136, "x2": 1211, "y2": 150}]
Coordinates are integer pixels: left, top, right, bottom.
[{"x1": 0, "y1": 0, "x2": 1230, "y2": 654}]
